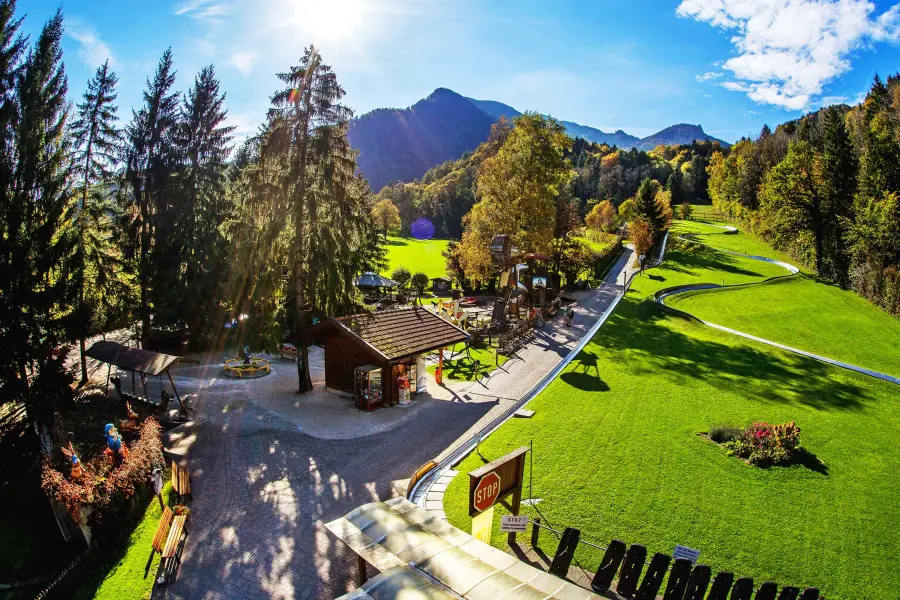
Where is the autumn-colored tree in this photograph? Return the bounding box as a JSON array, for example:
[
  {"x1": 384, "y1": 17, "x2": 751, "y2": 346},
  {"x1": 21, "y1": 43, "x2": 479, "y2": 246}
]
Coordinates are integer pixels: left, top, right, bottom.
[
  {"x1": 679, "y1": 201, "x2": 693, "y2": 220},
  {"x1": 586, "y1": 199, "x2": 616, "y2": 233},
  {"x1": 371, "y1": 198, "x2": 401, "y2": 239},
  {"x1": 458, "y1": 113, "x2": 573, "y2": 284},
  {"x1": 629, "y1": 218, "x2": 653, "y2": 260}
]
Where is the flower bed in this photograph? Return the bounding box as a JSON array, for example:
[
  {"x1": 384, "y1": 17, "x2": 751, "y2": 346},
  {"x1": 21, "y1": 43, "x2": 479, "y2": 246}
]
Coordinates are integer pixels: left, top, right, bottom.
[
  {"x1": 708, "y1": 421, "x2": 802, "y2": 466},
  {"x1": 41, "y1": 419, "x2": 164, "y2": 524}
]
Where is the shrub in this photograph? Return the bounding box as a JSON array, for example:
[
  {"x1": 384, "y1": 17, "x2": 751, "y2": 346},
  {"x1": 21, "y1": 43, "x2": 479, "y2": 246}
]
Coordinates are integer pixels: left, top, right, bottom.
[
  {"x1": 391, "y1": 267, "x2": 411, "y2": 288},
  {"x1": 411, "y1": 272, "x2": 429, "y2": 295},
  {"x1": 709, "y1": 423, "x2": 741, "y2": 443},
  {"x1": 720, "y1": 421, "x2": 801, "y2": 466},
  {"x1": 42, "y1": 419, "x2": 164, "y2": 524}
]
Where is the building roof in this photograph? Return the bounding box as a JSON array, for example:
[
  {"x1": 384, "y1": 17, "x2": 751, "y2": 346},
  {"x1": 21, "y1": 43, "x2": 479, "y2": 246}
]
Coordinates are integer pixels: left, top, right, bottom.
[
  {"x1": 431, "y1": 276, "x2": 453, "y2": 282},
  {"x1": 84, "y1": 341, "x2": 179, "y2": 376},
  {"x1": 328, "y1": 498, "x2": 602, "y2": 600},
  {"x1": 334, "y1": 306, "x2": 469, "y2": 361},
  {"x1": 354, "y1": 272, "x2": 400, "y2": 288}
]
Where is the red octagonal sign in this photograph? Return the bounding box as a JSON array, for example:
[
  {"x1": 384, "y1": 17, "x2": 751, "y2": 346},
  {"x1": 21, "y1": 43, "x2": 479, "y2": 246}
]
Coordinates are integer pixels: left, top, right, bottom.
[{"x1": 473, "y1": 471, "x2": 502, "y2": 513}]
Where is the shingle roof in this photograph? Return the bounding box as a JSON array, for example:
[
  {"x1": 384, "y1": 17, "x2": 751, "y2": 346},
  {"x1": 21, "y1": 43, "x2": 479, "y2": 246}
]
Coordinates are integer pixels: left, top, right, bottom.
[{"x1": 334, "y1": 307, "x2": 469, "y2": 361}]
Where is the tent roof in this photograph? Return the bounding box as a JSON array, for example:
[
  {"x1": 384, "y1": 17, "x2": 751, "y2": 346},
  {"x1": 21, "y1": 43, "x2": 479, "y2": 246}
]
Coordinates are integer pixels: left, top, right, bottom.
[
  {"x1": 84, "y1": 341, "x2": 179, "y2": 376},
  {"x1": 354, "y1": 272, "x2": 400, "y2": 288},
  {"x1": 328, "y1": 498, "x2": 600, "y2": 600}
]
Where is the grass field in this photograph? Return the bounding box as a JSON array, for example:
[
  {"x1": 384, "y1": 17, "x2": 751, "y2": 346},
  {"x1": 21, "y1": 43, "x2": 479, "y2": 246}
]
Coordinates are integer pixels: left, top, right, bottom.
[
  {"x1": 73, "y1": 483, "x2": 177, "y2": 600},
  {"x1": 443, "y1": 236, "x2": 900, "y2": 599},
  {"x1": 667, "y1": 219, "x2": 900, "y2": 378},
  {"x1": 383, "y1": 236, "x2": 450, "y2": 279}
]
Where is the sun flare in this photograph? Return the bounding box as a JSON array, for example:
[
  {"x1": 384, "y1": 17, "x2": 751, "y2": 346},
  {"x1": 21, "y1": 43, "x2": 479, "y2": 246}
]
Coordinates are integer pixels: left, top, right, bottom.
[{"x1": 282, "y1": 0, "x2": 367, "y2": 41}]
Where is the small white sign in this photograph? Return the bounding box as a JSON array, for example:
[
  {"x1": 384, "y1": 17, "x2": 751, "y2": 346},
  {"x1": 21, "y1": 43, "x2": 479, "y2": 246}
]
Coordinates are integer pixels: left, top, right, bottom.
[
  {"x1": 673, "y1": 544, "x2": 701, "y2": 564},
  {"x1": 500, "y1": 515, "x2": 528, "y2": 533},
  {"x1": 639, "y1": 254, "x2": 646, "y2": 262}
]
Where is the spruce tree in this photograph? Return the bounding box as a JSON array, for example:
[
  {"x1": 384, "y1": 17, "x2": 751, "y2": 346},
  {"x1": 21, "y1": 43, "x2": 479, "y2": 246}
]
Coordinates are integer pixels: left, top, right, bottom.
[
  {"x1": 124, "y1": 49, "x2": 178, "y2": 346},
  {"x1": 4, "y1": 10, "x2": 78, "y2": 449},
  {"x1": 634, "y1": 178, "x2": 664, "y2": 234},
  {"x1": 173, "y1": 65, "x2": 234, "y2": 341},
  {"x1": 267, "y1": 45, "x2": 355, "y2": 392},
  {"x1": 70, "y1": 59, "x2": 122, "y2": 381},
  {"x1": 820, "y1": 107, "x2": 857, "y2": 284}
]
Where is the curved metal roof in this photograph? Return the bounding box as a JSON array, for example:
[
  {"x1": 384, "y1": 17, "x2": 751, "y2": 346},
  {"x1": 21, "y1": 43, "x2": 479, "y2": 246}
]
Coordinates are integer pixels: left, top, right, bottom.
[{"x1": 84, "y1": 341, "x2": 179, "y2": 376}]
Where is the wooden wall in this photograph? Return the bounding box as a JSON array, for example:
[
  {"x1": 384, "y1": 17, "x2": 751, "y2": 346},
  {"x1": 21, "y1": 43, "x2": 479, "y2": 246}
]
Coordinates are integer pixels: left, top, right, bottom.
[{"x1": 324, "y1": 335, "x2": 383, "y2": 394}]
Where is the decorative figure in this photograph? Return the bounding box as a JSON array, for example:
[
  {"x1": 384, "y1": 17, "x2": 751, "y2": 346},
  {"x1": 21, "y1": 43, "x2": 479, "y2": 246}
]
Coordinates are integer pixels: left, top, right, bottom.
[
  {"x1": 242, "y1": 345, "x2": 251, "y2": 366},
  {"x1": 104, "y1": 423, "x2": 129, "y2": 459},
  {"x1": 61, "y1": 442, "x2": 83, "y2": 481},
  {"x1": 120, "y1": 400, "x2": 139, "y2": 432}
]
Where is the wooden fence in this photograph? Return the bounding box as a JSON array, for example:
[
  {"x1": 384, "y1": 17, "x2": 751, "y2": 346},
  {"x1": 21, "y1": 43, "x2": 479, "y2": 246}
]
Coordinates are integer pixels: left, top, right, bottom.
[{"x1": 534, "y1": 522, "x2": 821, "y2": 600}]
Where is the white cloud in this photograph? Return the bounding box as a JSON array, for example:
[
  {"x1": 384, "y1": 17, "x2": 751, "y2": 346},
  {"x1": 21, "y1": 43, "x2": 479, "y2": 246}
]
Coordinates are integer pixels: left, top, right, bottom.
[
  {"x1": 228, "y1": 51, "x2": 258, "y2": 75},
  {"x1": 66, "y1": 20, "x2": 117, "y2": 69},
  {"x1": 695, "y1": 71, "x2": 724, "y2": 82},
  {"x1": 175, "y1": 0, "x2": 232, "y2": 22},
  {"x1": 677, "y1": 0, "x2": 900, "y2": 110}
]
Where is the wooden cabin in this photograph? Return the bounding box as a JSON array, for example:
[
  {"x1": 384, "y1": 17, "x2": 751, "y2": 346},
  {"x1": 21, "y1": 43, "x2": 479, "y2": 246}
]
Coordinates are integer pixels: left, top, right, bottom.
[{"x1": 305, "y1": 307, "x2": 469, "y2": 410}]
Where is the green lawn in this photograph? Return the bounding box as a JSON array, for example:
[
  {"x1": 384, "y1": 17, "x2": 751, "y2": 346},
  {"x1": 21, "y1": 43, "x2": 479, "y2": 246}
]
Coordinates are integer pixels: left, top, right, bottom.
[
  {"x1": 72, "y1": 483, "x2": 177, "y2": 600},
  {"x1": 669, "y1": 275, "x2": 900, "y2": 379},
  {"x1": 383, "y1": 236, "x2": 450, "y2": 279},
  {"x1": 427, "y1": 343, "x2": 509, "y2": 381},
  {"x1": 443, "y1": 238, "x2": 900, "y2": 600},
  {"x1": 667, "y1": 219, "x2": 900, "y2": 378}
]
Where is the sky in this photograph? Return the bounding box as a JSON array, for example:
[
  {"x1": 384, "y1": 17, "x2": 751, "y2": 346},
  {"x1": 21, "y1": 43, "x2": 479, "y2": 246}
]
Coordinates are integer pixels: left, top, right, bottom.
[{"x1": 20, "y1": 0, "x2": 900, "y2": 143}]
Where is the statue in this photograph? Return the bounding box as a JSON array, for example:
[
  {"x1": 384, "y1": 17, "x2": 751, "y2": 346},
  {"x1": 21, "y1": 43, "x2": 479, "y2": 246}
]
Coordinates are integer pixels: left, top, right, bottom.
[
  {"x1": 120, "y1": 400, "x2": 139, "y2": 432},
  {"x1": 61, "y1": 442, "x2": 83, "y2": 481},
  {"x1": 242, "y1": 345, "x2": 251, "y2": 365},
  {"x1": 104, "y1": 423, "x2": 129, "y2": 459}
]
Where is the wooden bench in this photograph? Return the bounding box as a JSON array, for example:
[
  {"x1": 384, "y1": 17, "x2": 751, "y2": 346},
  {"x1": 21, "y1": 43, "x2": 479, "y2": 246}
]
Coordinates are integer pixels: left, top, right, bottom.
[
  {"x1": 171, "y1": 461, "x2": 193, "y2": 502},
  {"x1": 150, "y1": 506, "x2": 189, "y2": 584}
]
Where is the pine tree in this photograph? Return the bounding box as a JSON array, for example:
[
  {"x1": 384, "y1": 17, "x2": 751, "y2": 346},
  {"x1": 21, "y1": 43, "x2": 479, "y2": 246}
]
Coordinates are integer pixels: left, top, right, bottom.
[
  {"x1": 70, "y1": 59, "x2": 123, "y2": 381},
  {"x1": 634, "y1": 178, "x2": 665, "y2": 234},
  {"x1": 820, "y1": 107, "x2": 857, "y2": 284},
  {"x1": 173, "y1": 65, "x2": 234, "y2": 341},
  {"x1": 124, "y1": 49, "x2": 179, "y2": 346},
  {"x1": 666, "y1": 167, "x2": 683, "y2": 206},
  {"x1": 860, "y1": 74, "x2": 900, "y2": 198},
  {"x1": 3, "y1": 10, "x2": 78, "y2": 450},
  {"x1": 266, "y1": 46, "x2": 355, "y2": 391}
]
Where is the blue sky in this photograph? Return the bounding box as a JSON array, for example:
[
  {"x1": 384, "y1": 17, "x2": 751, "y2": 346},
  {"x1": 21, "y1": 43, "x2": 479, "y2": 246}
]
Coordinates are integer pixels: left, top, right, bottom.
[{"x1": 20, "y1": 0, "x2": 900, "y2": 143}]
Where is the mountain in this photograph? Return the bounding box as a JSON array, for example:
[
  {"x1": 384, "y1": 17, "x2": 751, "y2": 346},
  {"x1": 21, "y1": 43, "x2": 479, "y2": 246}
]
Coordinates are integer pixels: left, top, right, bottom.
[
  {"x1": 348, "y1": 88, "x2": 729, "y2": 191},
  {"x1": 347, "y1": 88, "x2": 495, "y2": 191},
  {"x1": 636, "y1": 123, "x2": 727, "y2": 150}
]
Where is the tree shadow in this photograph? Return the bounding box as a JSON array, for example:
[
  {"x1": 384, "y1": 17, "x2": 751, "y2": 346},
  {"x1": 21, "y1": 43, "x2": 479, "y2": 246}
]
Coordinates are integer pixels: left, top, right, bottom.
[
  {"x1": 384, "y1": 238, "x2": 408, "y2": 247},
  {"x1": 662, "y1": 246, "x2": 769, "y2": 279},
  {"x1": 647, "y1": 274, "x2": 665, "y2": 282},
  {"x1": 560, "y1": 371, "x2": 610, "y2": 392},
  {"x1": 595, "y1": 298, "x2": 868, "y2": 412}
]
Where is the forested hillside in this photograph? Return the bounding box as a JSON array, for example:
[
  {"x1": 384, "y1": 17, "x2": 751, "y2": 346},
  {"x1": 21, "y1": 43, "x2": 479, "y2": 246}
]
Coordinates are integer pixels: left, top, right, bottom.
[{"x1": 709, "y1": 74, "x2": 900, "y2": 316}]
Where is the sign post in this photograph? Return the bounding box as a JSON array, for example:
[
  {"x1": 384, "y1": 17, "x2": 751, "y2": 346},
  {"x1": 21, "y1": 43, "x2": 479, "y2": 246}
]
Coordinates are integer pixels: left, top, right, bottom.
[{"x1": 468, "y1": 446, "x2": 528, "y2": 545}]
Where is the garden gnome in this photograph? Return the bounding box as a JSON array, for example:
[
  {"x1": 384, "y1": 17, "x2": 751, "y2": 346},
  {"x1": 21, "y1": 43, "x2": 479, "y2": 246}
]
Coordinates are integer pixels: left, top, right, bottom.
[
  {"x1": 104, "y1": 423, "x2": 129, "y2": 459},
  {"x1": 61, "y1": 442, "x2": 83, "y2": 481}
]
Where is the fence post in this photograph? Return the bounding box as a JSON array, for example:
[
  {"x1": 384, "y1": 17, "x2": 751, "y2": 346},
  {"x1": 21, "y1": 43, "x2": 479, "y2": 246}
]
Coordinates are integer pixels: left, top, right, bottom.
[
  {"x1": 549, "y1": 527, "x2": 580, "y2": 577},
  {"x1": 530, "y1": 517, "x2": 541, "y2": 548}
]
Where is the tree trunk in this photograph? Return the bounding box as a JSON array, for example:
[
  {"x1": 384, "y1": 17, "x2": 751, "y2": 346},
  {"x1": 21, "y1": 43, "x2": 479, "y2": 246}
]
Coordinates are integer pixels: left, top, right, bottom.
[{"x1": 294, "y1": 93, "x2": 313, "y2": 393}]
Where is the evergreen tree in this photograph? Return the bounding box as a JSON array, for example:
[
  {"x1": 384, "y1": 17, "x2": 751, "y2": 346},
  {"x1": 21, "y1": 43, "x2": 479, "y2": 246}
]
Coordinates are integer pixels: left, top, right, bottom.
[
  {"x1": 266, "y1": 46, "x2": 361, "y2": 391},
  {"x1": 634, "y1": 177, "x2": 665, "y2": 234},
  {"x1": 666, "y1": 167, "x2": 683, "y2": 206},
  {"x1": 860, "y1": 75, "x2": 900, "y2": 198},
  {"x1": 173, "y1": 65, "x2": 234, "y2": 342},
  {"x1": 2, "y1": 10, "x2": 77, "y2": 450},
  {"x1": 124, "y1": 49, "x2": 179, "y2": 346},
  {"x1": 70, "y1": 59, "x2": 123, "y2": 381},
  {"x1": 820, "y1": 107, "x2": 857, "y2": 284}
]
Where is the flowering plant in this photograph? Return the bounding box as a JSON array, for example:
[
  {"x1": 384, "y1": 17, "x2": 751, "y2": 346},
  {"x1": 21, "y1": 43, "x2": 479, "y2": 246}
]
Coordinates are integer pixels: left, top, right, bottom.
[
  {"x1": 42, "y1": 418, "x2": 164, "y2": 524},
  {"x1": 721, "y1": 421, "x2": 801, "y2": 466}
]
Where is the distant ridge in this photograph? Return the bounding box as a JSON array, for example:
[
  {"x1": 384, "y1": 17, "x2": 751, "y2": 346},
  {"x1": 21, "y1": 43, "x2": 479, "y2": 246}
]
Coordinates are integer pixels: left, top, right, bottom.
[{"x1": 348, "y1": 88, "x2": 729, "y2": 191}]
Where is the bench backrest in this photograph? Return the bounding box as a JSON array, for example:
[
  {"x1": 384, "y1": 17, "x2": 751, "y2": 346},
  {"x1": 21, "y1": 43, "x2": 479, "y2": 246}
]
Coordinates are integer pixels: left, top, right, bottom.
[
  {"x1": 172, "y1": 461, "x2": 191, "y2": 494},
  {"x1": 152, "y1": 507, "x2": 173, "y2": 554}
]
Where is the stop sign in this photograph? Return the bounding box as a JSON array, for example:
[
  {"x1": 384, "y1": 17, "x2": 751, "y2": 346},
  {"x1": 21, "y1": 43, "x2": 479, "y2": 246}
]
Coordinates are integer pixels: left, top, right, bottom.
[{"x1": 472, "y1": 471, "x2": 502, "y2": 513}]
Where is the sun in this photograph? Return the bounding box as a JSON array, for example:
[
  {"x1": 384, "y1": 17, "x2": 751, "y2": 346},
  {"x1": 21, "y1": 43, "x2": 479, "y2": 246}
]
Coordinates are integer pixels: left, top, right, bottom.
[{"x1": 283, "y1": 0, "x2": 368, "y2": 42}]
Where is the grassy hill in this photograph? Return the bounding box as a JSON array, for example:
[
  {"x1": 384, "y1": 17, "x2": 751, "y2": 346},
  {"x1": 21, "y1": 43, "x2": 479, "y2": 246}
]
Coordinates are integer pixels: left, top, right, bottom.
[
  {"x1": 442, "y1": 232, "x2": 900, "y2": 600},
  {"x1": 382, "y1": 236, "x2": 450, "y2": 280}
]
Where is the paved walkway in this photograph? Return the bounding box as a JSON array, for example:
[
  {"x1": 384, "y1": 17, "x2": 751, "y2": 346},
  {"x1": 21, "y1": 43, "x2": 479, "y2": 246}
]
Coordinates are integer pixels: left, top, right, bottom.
[{"x1": 153, "y1": 247, "x2": 639, "y2": 600}]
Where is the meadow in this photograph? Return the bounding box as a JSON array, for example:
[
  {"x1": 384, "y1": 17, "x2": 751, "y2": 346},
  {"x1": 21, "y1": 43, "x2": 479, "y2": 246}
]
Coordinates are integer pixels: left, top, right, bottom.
[
  {"x1": 442, "y1": 233, "x2": 900, "y2": 599},
  {"x1": 382, "y1": 236, "x2": 450, "y2": 280}
]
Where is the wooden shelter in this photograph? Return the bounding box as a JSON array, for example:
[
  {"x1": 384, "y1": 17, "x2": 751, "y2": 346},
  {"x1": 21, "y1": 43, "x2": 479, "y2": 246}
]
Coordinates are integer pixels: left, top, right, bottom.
[
  {"x1": 305, "y1": 307, "x2": 469, "y2": 410},
  {"x1": 85, "y1": 341, "x2": 183, "y2": 403},
  {"x1": 430, "y1": 276, "x2": 452, "y2": 293}
]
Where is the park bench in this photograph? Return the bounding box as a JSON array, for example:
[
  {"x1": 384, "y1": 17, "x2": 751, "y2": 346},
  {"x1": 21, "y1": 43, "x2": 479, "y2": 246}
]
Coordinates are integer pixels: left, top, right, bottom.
[
  {"x1": 150, "y1": 506, "x2": 189, "y2": 584},
  {"x1": 171, "y1": 461, "x2": 193, "y2": 503}
]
